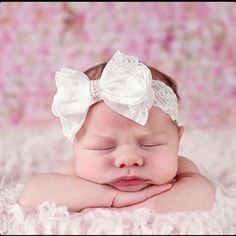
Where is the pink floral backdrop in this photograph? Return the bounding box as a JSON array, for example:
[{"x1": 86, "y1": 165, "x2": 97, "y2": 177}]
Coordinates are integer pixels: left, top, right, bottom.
[{"x1": 0, "y1": 2, "x2": 236, "y2": 128}]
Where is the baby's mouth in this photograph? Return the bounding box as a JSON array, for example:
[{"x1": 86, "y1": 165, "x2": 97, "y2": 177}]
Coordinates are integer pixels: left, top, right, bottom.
[
  {"x1": 109, "y1": 176, "x2": 150, "y2": 191},
  {"x1": 111, "y1": 176, "x2": 146, "y2": 186}
]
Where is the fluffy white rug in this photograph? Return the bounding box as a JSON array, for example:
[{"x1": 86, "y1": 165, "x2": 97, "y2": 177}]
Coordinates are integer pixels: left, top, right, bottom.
[{"x1": 1, "y1": 124, "x2": 236, "y2": 234}]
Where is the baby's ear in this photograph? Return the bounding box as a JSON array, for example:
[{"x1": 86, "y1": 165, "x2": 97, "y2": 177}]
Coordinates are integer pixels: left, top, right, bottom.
[{"x1": 178, "y1": 126, "x2": 184, "y2": 139}]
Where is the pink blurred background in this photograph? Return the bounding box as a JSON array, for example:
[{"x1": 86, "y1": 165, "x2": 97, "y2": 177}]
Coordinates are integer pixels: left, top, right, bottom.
[
  {"x1": 0, "y1": 2, "x2": 236, "y2": 129},
  {"x1": 1, "y1": 4, "x2": 236, "y2": 221}
]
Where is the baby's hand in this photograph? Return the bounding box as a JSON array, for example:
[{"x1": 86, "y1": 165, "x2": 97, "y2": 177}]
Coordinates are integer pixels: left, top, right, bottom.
[
  {"x1": 111, "y1": 183, "x2": 172, "y2": 208},
  {"x1": 81, "y1": 183, "x2": 172, "y2": 213}
]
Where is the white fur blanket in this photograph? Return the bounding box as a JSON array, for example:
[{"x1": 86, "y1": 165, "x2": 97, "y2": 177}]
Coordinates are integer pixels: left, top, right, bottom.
[{"x1": 1, "y1": 124, "x2": 236, "y2": 234}]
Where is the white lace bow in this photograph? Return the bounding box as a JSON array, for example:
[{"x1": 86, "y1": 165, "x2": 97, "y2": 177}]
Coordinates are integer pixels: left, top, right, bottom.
[{"x1": 52, "y1": 51, "x2": 178, "y2": 140}]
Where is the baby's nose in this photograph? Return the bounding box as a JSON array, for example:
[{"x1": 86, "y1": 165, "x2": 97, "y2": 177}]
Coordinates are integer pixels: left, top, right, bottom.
[{"x1": 114, "y1": 148, "x2": 144, "y2": 168}]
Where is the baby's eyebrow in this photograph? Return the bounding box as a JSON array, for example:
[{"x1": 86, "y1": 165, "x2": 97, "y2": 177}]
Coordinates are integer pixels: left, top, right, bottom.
[
  {"x1": 93, "y1": 132, "x2": 167, "y2": 141},
  {"x1": 92, "y1": 135, "x2": 115, "y2": 142},
  {"x1": 138, "y1": 132, "x2": 168, "y2": 140}
]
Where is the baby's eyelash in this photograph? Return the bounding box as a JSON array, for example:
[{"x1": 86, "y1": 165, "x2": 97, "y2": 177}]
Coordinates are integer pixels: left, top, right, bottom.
[
  {"x1": 141, "y1": 144, "x2": 157, "y2": 147},
  {"x1": 140, "y1": 143, "x2": 164, "y2": 147},
  {"x1": 92, "y1": 146, "x2": 116, "y2": 151},
  {"x1": 100, "y1": 147, "x2": 115, "y2": 151}
]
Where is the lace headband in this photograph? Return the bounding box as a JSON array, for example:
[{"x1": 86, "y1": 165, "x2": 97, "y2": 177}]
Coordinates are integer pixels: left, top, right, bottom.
[{"x1": 52, "y1": 51, "x2": 178, "y2": 140}]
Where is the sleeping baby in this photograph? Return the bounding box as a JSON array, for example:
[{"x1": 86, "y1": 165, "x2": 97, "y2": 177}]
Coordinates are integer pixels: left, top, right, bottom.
[{"x1": 19, "y1": 51, "x2": 215, "y2": 213}]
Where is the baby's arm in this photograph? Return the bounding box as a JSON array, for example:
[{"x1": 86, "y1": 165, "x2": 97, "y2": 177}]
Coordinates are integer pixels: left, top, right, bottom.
[
  {"x1": 121, "y1": 157, "x2": 215, "y2": 213},
  {"x1": 19, "y1": 159, "x2": 171, "y2": 212},
  {"x1": 20, "y1": 172, "x2": 111, "y2": 212}
]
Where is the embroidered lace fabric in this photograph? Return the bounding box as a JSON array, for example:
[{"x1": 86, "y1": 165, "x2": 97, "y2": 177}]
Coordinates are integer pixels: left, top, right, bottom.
[{"x1": 52, "y1": 51, "x2": 178, "y2": 140}]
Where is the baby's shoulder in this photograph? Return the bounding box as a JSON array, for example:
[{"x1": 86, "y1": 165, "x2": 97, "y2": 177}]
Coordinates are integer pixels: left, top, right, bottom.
[
  {"x1": 177, "y1": 156, "x2": 199, "y2": 176},
  {"x1": 177, "y1": 156, "x2": 215, "y2": 197}
]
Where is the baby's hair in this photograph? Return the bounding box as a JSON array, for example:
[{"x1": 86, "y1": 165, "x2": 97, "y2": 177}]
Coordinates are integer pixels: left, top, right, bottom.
[{"x1": 84, "y1": 62, "x2": 180, "y2": 101}]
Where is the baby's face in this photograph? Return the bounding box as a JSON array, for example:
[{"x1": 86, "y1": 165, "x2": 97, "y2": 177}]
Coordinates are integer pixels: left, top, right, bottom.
[{"x1": 74, "y1": 101, "x2": 183, "y2": 192}]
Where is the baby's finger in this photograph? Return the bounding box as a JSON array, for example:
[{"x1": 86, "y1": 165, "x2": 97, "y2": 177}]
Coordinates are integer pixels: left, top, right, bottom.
[
  {"x1": 112, "y1": 184, "x2": 172, "y2": 207},
  {"x1": 136, "y1": 184, "x2": 172, "y2": 203},
  {"x1": 154, "y1": 183, "x2": 172, "y2": 194}
]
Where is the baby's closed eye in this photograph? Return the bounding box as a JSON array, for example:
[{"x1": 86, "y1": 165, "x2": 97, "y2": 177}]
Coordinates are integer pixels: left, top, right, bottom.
[
  {"x1": 90, "y1": 146, "x2": 116, "y2": 151},
  {"x1": 140, "y1": 143, "x2": 166, "y2": 147},
  {"x1": 139, "y1": 143, "x2": 166, "y2": 150}
]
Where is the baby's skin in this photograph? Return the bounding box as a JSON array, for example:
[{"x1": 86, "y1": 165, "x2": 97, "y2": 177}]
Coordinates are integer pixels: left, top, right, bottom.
[{"x1": 20, "y1": 102, "x2": 215, "y2": 213}]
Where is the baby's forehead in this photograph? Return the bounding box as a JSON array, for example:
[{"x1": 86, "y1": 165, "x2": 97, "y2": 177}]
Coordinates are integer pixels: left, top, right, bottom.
[
  {"x1": 86, "y1": 102, "x2": 135, "y2": 128},
  {"x1": 85, "y1": 101, "x2": 171, "y2": 131}
]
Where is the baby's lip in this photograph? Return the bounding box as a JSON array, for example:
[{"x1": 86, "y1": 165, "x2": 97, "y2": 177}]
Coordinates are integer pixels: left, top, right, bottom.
[{"x1": 110, "y1": 176, "x2": 147, "y2": 186}]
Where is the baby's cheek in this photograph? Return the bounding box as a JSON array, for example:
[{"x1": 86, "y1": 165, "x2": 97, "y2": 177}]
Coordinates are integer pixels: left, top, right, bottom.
[
  {"x1": 75, "y1": 158, "x2": 93, "y2": 177},
  {"x1": 75, "y1": 157, "x2": 106, "y2": 182},
  {"x1": 151, "y1": 154, "x2": 178, "y2": 183}
]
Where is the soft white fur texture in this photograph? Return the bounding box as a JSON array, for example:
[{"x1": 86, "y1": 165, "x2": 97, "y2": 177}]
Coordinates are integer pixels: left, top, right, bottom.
[{"x1": 1, "y1": 124, "x2": 236, "y2": 234}]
